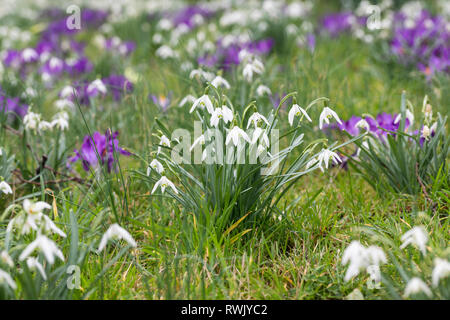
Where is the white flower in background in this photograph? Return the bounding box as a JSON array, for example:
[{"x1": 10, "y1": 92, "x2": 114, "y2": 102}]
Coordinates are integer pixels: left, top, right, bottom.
[
  {"x1": 189, "y1": 69, "x2": 214, "y2": 82},
  {"x1": 190, "y1": 95, "x2": 214, "y2": 114},
  {"x1": 97, "y1": 223, "x2": 137, "y2": 253},
  {"x1": 157, "y1": 18, "x2": 173, "y2": 30},
  {"x1": 23, "y1": 199, "x2": 51, "y2": 216},
  {"x1": 394, "y1": 109, "x2": 414, "y2": 126},
  {"x1": 317, "y1": 148, "x2": 342, "y2": 172},
  {"x1": 60, "y1": 85, "x2": 75, "y2": 99},
  {"x1": 42, "y1": 215, "x2": 66, "y2": 238},
  {"x1": 21, "y1": 48, "x2": 38, "y2": 62},
  {"x1": 0, "y1": 250, "x2": 13, "y2": 268},
  {"x1": 26, "y1": 257, "x2": 47, "y2": 280},
  {"x1": 190, "y1": 134, "x2": 205, "y2": 152},
  {"x1": 423, "y1": 103, "x2": 432, "y2": 123},
  {"x1": 421, "y1": 125, "x2": 431, "y2": 140},
  {"x1": 157, "y1": 135, "x2": 170, "y2": 154},
  {"x1": 0, "y1": 181, "x2": 12, "y2": 194},
  {"x1": 355, "y1": 118, "x2": 370, "y2": 131},
  {"x1": 152, "y1": 33, "x2": 163, "y2": 44},
  {"x1": 251, "y1": 127, "x2": 269, "y2": 147},
  {"x1": 243, "y1": 57, "x2": 264, "y2": 82},
  {"x1": 432, "y1": 258, "x2": 450, "y2": 287},
  {"x1": 147, "y1": 159, "x2": 164, "y2": 175},
  {"x1": 55, "y1": 99, "x2": 75, "y2": 110},
  {"x1": 156, "y1": 45, "x2": 175, "y2": 59},
  {"x1": 38, "y1": 120, "x2": 53, "y2": 131},
  {"x1": 226, "y1": 126, "x2": 251, "y2": 147},
  {"x1": 342, "y1": 241, "x2": 387, "y2": 282},
  {"x1": 0, "y1": 269, "x2": 16, "y2": 290},
  {"x1": 210, "y1": 105, "x2": 233, "y2": 127},
  {"x1": 288, "y1": 104, "x2": 312, "y2": 126},
  {"x1": 23, "y1": 111, "x2": 41, "y2": 131},
  {"x1": 319, "y1": 107, "x2": 342, "y2": 129},
  {"x1": 51, "y1": 112, "x2": 69, "y2": 131},
  {"x1": 256, "y1": 85, "x2": 271, "y2": 96},
  {"x1": 152, "y1": 176, "x2": 178, "y2": 194},
  {"x1": 23, "y1": 87, "x2": 37, "y2": 98},
  {"x1": 19, "y1": 234, "x2": 64, "y2": 265},
  {"x1": 404, "y1": 277, "x2": 432, "y2": 298},
  {"x1": 87, "y1": 79, "x2": 107, "y2": 97},
  {"x1": 356, "y1": 140, "x2": 371, "y2": 157},
  {"x1": 247, "y1": 112, "x2": 269, "y2": 129},
  {"x1": 211, "y1": 76, "x2": 230, "y2": 89},
  {"x1": 179, "y1": 94, "x2": 196, "y2": 107},
  {"x1": 400, "y1": 226, "x2": 428, "y2": 255}
]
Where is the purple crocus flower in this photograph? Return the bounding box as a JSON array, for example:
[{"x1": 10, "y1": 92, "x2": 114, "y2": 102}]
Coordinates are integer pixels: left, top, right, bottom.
[
  {"x1": 0, "y1": 95, "x2": 29, "y2": 119},
  {"x1": 321, "y1": 12, "x2": 356, "y2": 37},
  {"x1": 102, "y1": 75, "x2": 134, "y2": 101},
  {"x1": 172, "y1": 5, "x2": 214, "y2": 29},
  {"x1": 149, "y1": 92, "x2": 172, "y2": 112},
  {"x1": 68, "y1": 130, "x2": 131, "y2": 173}
]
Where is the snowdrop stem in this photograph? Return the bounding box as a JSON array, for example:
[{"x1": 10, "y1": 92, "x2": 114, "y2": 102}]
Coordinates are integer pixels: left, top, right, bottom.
[{"x1": 241, "y1": 101, "x2": 257, "y2": 127}]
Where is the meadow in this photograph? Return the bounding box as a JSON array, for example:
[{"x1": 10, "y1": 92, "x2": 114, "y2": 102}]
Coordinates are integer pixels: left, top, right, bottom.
[{"x1": 0, "y1": 0, "x2": 448, "y2": 300}]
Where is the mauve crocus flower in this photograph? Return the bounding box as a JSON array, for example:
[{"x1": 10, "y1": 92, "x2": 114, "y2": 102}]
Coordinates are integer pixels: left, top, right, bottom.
[
  {"x1": 172, "y1": 5, "x2": 214, "y2": 29},
  {"x1": 321, "y1": 12, "x2": 356, "y2": 37},
  {"x1": 149, "y1": 93, "x2": 172, "y2": 112},
  {"x1": 0, "y1": 94, "x2": 29, "y2": 119},
  {"x1": 102, "y1": 75, "x2": 134, "y2": 101},
  {"x1": 68, "y1": 130, "x2": 131, "y2": 173}
]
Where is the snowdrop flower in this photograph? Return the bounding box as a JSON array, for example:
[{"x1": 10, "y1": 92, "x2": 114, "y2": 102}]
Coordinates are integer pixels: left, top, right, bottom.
[
  {"x1": 365, "y1": 245, "x2": 387, "y2": 265},
  {"x1": 247, "y1": 112, "x2": 269, "y2": 129},
  {"x1": 23, "y1": 199, "x2": 51, "y2": 216},
  {"x1": 226, "y1": 126, "x2": 251, "y2": 147},
  {"x1": 211, "y1": 76, "x2": 230, "y2": 89},
  {"x1": 60, "y1": 85, "x2": 75, "y2": 99},
  {"x1": 156, "y1": 45, "x2": 175, "y2": 59},
  {"x1": 0, "y1": 269, "x2": 16, "y2": 290},
  {"x1": 38, "y1": 121, "x2": 53, "y2": 131},
  {"x1": 97, "y1": 223, "x2": 137, "y2": 253},
  {"x1": 42, "y1": 215, "x2": 66, "y2": 238},
  {"x1": 342, "y1": 241, "x2": 386, "y2": 282},
  {"x1": 0, "y1": 181, "x2": 12, "y2": 194},
  {"x1": 21, "y1": 48, "x2": 38, "y2": 62},
  {"x1": 400, "y1": 226, "x2": 428, "y2": 255},
  {"x1": 319, "y1": 107, "x2": 342, "y2": 130},
  {"x1": 23, "y1": 111, "x2": 41, "y2": 131},
  {"x1": 87, "y1": 79, "x2": 107, "y2": 97},
  {"x1": 189, "y1": 69, "x2": 214, "y2": 82},
  {"x1": 152, "y1": 176, "x2": 178, "y2": 194},
  {"x1": 355, "y1": 118, "x2": 370, "y2": 131},
  {"x1": 51, "y1": 113, "x2": 69, "y2": 131},
  {"x1": 288, "y1": 104, "x2": 311, "y2": 126},
  {"x1": 179, "y1": 94, "x2": 196, "y2": 107},
  {"x1": 190, "y1": 134, "x2": 205, "y2": 152},
  {"x1": 157, "y1": 135, "x2": 170, "y2": 155},
  {"x1": 55, "y1": 99, "x2": 75, "y2": 111},
  {"x1": 0, "y1": 251, "x2": 13, "y2": 268},
  {"x1": 256, "y1": 85, "x2": 271, "y2": 96},
  {"x1": 190, "y1": 95, "x2": 214, "y2": 114},
  {"x1": 421, "y1": 125, "x2": 431, "y2": 140},
  {"x1": 26, "y1": 257, "x2": 47, "y2": 280},
  {"x1": 431, "y1": 258, "x2": 450, "y2": 287},
  {"x1": 243, "y1": 58, "x2": 264, "y2": 82},
  {"x1": 423, "y1": 104, "x2": 432, "y2": 123},
  {"x1": 147, "y1": 159, "x2": 164, "y2": 175},
  {"x1": 19, "y1": 234, "x2": 64, "y2": 265},
  {"x1": 210, "y1": 106, "x2": 233, "y2": 127},
  {"x1": 404, "y1": 277, "x2": 432, "y2": 298},
  {"x1": 317, "y1": 148, "x2": 342, "y2": 171},
  {"x1": 251, "y1": 127, "x2": 269, "y2": 147},
  {"x1": 394, "y1": 109, "x2": 414, "y2": 126}
]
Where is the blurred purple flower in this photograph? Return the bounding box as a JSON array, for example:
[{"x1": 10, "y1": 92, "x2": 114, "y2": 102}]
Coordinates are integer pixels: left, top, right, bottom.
[{"x1": 149, "y1": 92, "x2": 172, "y2": 112}]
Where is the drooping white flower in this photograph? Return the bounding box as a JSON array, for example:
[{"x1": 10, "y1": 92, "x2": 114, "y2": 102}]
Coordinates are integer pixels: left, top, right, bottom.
[
  {"x1": 210, "y1": 106, "x2": 233, "y2": 127},
  {"x1": 226, "y1": 126, "x2": 251, "y2": 147},
  {"x1": 26, "y1": 257, "x2": 47, "y2": 280},
  {"x1": 55, "y1": 99, "x2": 75, "y2": 110},
  {"x1": 190, "y1": 134, "x2": 206, "y2": 152},
  {"x1": 242, "y1": 58, "x2": 264, "y2": 82},
  {"x1": 0, "y1": 181, "x2": 12, "y2": 194},
  {"x1": 190, "y1": 95, "x2": 214, "y2": 114},
  {"x1": 60, "y1": 85, "x2": 76, "y2": 99},
  {"x1": 86, "y1": 79, "x2": 107, "y2": 97},
  {"x1": 23, "y1": 199, "x2": 51, "y2": 216},
  {"x1": 97, "y1": 223, "x2": 137, "y2": 253},
  {"x1": 0, "y1": 269, "x2": 16, "y2": 290},
  {"x1": 23, "y1": 111, "x2": 41, "y2": 131},
  {"x1": 155, "y1": 45, "x2": 175, "y2": 59},
  {"x1": 157, "y1": 135, "x2": 171, "y2": 155},
  {"x1": 147, "y1": 159, "x2": 164, "y2": 175},
  {"x1": 51, "y1": 112, "x2": 69, "y2": 131},
  {"x1": 400, "y1": 226, "x2": 428, "y2": 255},
  {"x1": 256, "y1": 85, "x2": 271, "y2": 96},
  {"x1": 152, "y1": 176, "x2": 178, "y2": 194},
  {"x1": 317, "y1": 148, "x2": 342, "y2": 171},
  {"x1": 342, "y1": 241, "x2": 387, "y2": 282},
  {"x1": 404, "y1": 277, "x2": 432, "y2": 298},
  {"x1": 394, "y1": 109, "x2": 414, "y2": 126},
  {"x1": 288, "y1": 104, "x2": 311, "y2": 126},
  {"x1": 179, "y1": 94, "x2": 196, "y2": 107},
  {"x1": 247, "y1": 112, "x2": 269, "y2": 129},
  {"x1": 355, "y1": 118, "x2": 370, "y2": 131},
  {"x1": 251, "y1": 127, "x2": 269, "y2": 147},
  {"x1": 42, "y1": 215, "x2": 67, "y2": 238},
  {"x1": 189, "y1": 69, "x2": 214, "y2": 82},
  {"x1": 431, "y1": 258, "x2": 450, "y2": 287},
  {"x1": 19, "y1": 234, "x2": 64, "y2": 265},
  {"x1": 0, "y1": 250, "x2": 13, "y2": 268},
  {"x1": 211, "y1": 76, "x2": 230, "y2": 89},
  {"x1": 319, "y1": 107, "x2": 342, "y2": 130},
  {"x1": 38, "y1": 121, "x2": 53, "y2": 131}
]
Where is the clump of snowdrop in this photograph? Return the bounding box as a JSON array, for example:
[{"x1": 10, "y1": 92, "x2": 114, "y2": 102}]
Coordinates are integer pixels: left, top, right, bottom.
[
  {"x1": 342, "y1": 241, "x2": 387, "y2": 282},
  {"x1": 404, "y1": 277, "x2": 432, "y2": 298},
  {"x1": 400, "y1": 226, "x2": 428, "y2": 255},
  {"x1": 97, "y1": 223, "x2": 137, "y2": 253}
]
